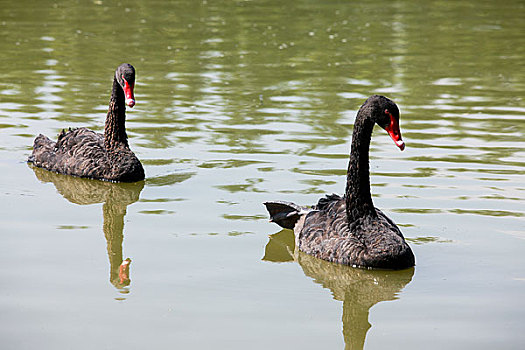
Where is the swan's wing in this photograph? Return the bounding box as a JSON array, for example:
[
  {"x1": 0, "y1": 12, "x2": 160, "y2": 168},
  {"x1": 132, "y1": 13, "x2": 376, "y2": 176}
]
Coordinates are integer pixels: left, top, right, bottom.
[
  {"x1": 375, "y1": 208, "x2": 404, "y2": 238},
  {"x1": 55, "y1": 128, "x2": 104, "y2": 154},
  {"x1": 314, "y1": 193, "x2": 342, "y2": 210},
  {"x1": 31, "y1": 128, "x2": 108, "y2": 178},
  {"x1": 298, "y1": 200, "x2": 368, "y2": 265}
]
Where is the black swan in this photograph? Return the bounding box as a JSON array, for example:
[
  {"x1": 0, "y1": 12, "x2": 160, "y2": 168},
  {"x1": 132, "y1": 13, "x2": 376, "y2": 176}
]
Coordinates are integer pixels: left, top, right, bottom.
[
  {"x1": 28, "y1": 63, "x2": 144, "y2": 182},
  {"x1": 264, "y1": 95, "x2": 415, "y2": 270}
]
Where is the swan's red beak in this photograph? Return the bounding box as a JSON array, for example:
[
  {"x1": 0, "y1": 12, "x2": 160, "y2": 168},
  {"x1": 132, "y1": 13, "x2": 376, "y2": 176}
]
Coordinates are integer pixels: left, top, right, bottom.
[
  {"x1": 384, "y1": 112, "x2": 405, "y2": 151},
  {"x1": 122, "y1": 76, "x2": 135, "y2": 108}
]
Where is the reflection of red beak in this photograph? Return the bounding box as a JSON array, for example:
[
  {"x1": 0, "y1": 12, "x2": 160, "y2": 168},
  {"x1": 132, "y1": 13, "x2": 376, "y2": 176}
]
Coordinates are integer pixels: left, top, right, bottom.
[
  {"x1": 122, "y1": 76, "x2": 135, "y2": 108},
  {"x1": 384, "y1": 113, "x2": 405, "y2": 151},
  {"x1": 118, "y1": 258, "x2": 131, "y2": 284}
]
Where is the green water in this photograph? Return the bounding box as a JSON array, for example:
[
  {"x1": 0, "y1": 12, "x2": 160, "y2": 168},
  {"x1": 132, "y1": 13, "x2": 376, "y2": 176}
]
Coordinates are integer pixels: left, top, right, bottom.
[{"x1": 1, "y1": 0, "x2": 524, "y2": 349}]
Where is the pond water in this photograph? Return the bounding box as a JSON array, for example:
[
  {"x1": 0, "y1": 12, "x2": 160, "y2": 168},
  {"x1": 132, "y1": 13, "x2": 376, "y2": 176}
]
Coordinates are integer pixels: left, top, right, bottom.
[{"x1": 1, "y1": 0, "x2": 524, "y2": 349}]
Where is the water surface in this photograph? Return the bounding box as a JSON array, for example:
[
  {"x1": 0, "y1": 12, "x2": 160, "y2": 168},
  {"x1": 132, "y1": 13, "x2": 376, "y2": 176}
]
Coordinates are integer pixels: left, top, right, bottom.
[{"x1": 1, "y1": 0, "x2": 524, "y2": 349}]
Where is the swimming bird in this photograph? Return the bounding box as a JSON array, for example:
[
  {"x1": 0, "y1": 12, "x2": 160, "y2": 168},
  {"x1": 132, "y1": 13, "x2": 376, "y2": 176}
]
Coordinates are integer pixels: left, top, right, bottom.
[
  {"x1": 28, "y1": 63, "x2": 144, "y2": 182},
  {"x1": 264, "y1": 95, "x2": 415, "y2": 269}
]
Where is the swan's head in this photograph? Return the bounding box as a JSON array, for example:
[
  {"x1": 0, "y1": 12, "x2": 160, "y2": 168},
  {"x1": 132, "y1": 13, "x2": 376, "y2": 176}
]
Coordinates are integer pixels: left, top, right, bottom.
[
  {"x1": 366, "y1": 95, "x2": 405, "y2": 151},
  {"x1": 115, "y1": 63, "x2": 136, "y2": 108}
]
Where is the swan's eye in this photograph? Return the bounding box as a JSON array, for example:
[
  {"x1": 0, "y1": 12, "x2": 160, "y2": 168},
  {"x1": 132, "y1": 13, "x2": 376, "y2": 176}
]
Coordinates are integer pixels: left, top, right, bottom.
[{"x1": 383, "y1": 109, "x2": 393, "y2": 127}]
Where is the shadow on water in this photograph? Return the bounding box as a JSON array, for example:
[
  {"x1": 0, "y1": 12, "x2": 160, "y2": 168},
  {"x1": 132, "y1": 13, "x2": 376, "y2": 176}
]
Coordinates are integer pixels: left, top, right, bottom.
[
  {"x1": 29, "y1": 165, "x2": 144, "y2": 293},
  {"x1": 263, "y1": 229, "x2": 414, "y2": 350}
]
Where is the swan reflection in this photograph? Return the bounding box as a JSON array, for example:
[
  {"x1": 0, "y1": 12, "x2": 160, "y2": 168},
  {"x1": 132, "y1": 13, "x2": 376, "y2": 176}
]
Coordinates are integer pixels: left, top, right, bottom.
[
  {"x1": 263, "y1": 229, "x2": 414, "y2": 350},
  {"x1": 30, "y1": 166, "x2": 143, "y2": 292}
]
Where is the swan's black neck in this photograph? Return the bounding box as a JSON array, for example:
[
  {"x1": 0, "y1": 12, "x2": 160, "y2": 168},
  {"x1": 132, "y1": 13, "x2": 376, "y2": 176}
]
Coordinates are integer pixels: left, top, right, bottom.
[
  {"x1": 104, "y1": 78, "x2": 128, "y2": 150},
  {"x1": 345, "y1": 111, "x2": 376, "y2": 223}
]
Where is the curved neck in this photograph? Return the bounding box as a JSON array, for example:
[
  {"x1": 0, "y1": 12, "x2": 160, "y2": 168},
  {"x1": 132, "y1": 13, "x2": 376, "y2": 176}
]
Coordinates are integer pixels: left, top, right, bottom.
[
  {"x1": 345, "y1": 114, "x2": 376, "y2": 223},
  {"x1": 104, "y1": 78, "x2": 128, "y2": 150}
]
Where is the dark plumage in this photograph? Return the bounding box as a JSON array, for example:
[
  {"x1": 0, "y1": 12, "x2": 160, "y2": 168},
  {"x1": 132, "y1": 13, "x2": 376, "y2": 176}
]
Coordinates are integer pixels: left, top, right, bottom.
[
  {"x1": 28, "y1": 63, "x2": 144, "y2": 182},
  {"x1": 264, "y1": 95, "x2": 415, "y2": 270}
]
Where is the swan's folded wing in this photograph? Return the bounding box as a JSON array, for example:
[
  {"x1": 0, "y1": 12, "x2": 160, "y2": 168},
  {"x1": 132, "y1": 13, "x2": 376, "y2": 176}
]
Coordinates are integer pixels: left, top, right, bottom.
[
  {"x1": 375, "y1": 208, "x2": 404, "y2": 238},
  {"x1": 314, "y1": 193, "x2": 342, "y2": 211}
]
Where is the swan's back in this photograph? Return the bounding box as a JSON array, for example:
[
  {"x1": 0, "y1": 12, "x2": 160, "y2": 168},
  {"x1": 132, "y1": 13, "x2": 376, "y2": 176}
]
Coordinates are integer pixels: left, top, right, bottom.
[
  {"x1": 30, "y1": 128, "x2": 108, "y2": 178},
  {"x1": 29, "y1": 127, "x2": 143, "y2": 182},
  {"x1": 296, "y1": 194, "x2": 414, "y2": 269},
  {"x1": 297, "y1": 195, "x2": 363, "y2": 266}
]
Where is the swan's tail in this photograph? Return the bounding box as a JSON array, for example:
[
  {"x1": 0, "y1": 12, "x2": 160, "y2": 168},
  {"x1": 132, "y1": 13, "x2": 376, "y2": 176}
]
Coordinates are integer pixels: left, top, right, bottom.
[
  {"x1": 263, "y1": 201, "x2": 308, "y2": 230},
  {"x1": 28, "y1": 134, "x2": 55, "y2": 164}
]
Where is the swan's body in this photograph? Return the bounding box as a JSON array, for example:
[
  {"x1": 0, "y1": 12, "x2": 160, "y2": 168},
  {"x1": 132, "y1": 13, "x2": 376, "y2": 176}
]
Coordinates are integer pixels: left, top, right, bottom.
[
  {"x1": 28, "y1": 63, "x2": 144, "y2": 182},
  {"x1": 264, "y1": 95, "x2": 415, "y2": 269}
]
